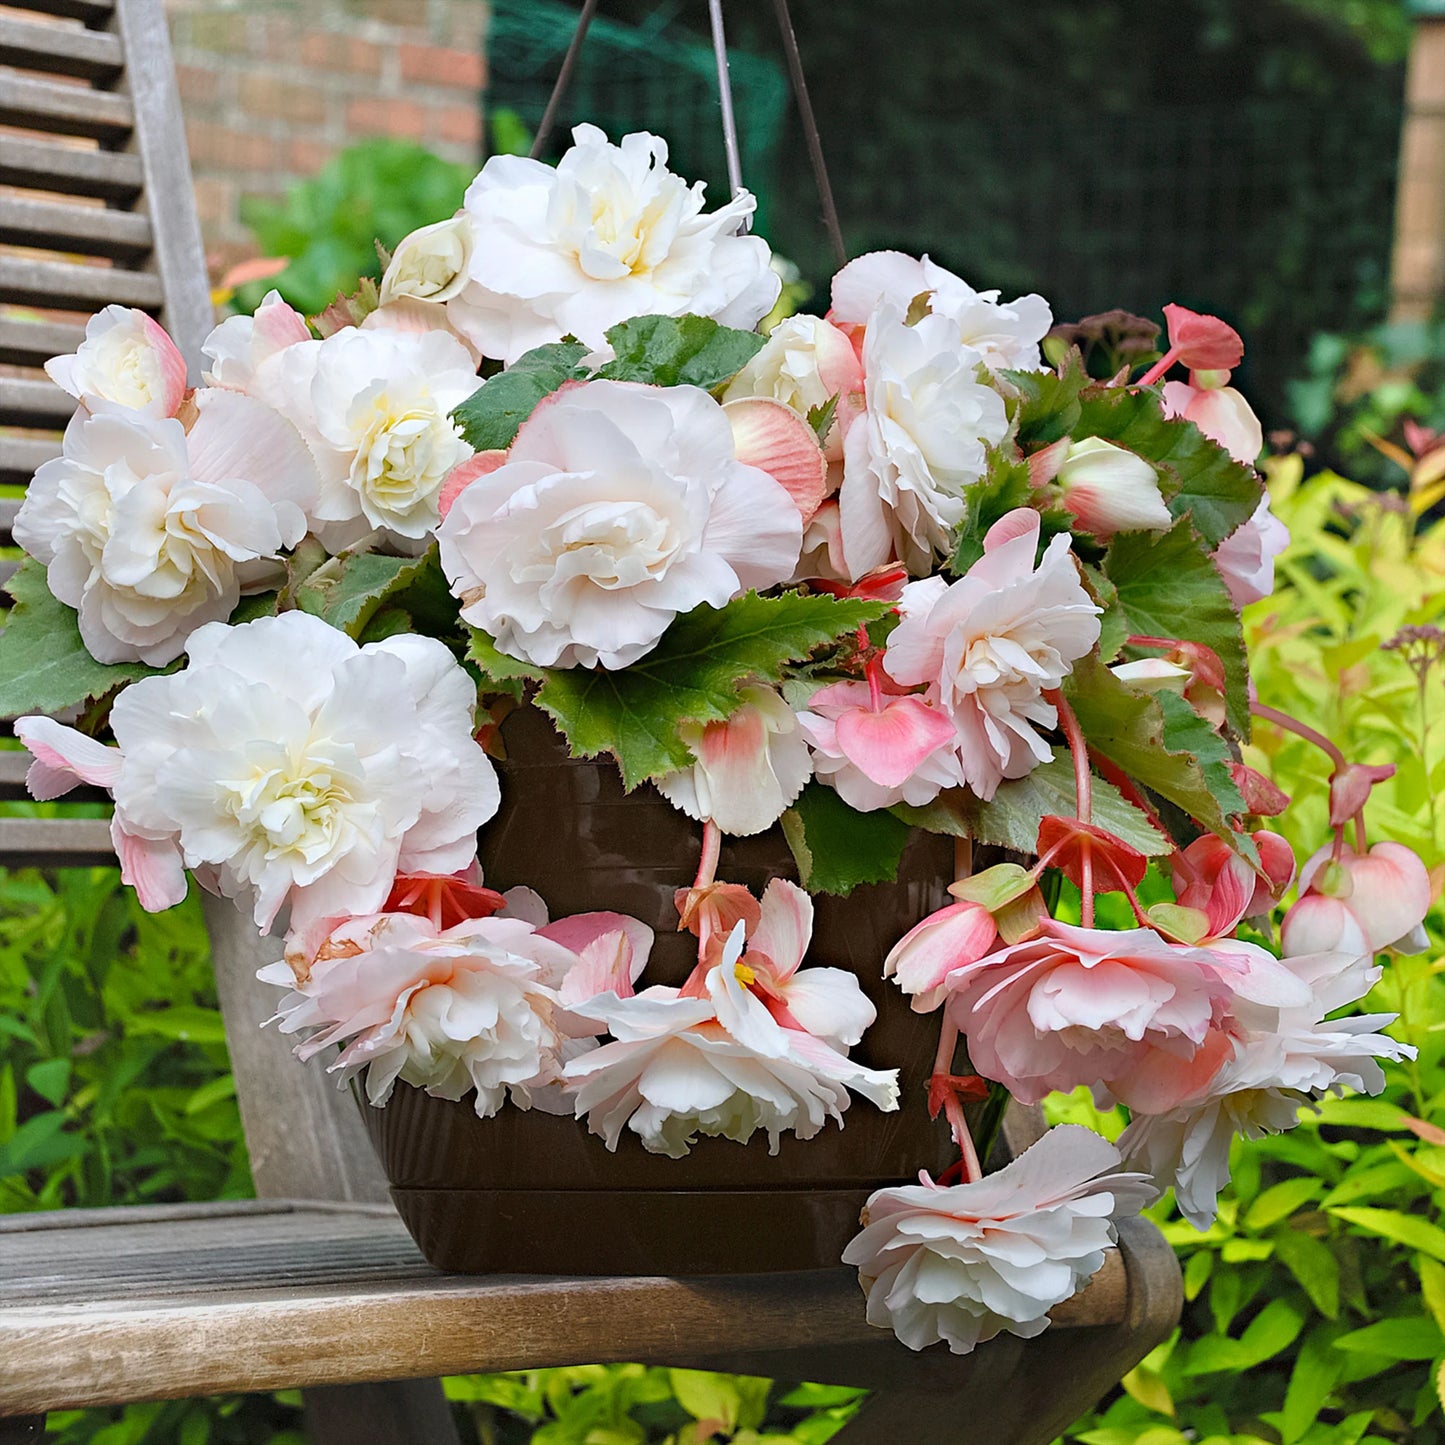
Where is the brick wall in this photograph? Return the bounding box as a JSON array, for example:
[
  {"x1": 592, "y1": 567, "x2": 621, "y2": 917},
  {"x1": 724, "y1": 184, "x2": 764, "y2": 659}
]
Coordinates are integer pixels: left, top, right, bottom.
[{"x1": 164, "y1": 0, "x2": 489, "y2": 278}]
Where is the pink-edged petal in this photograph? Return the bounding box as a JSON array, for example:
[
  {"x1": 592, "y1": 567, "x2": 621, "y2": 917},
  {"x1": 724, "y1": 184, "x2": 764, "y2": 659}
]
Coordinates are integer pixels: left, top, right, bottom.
[
  {"x1": 1345, "y1": 843, "x2": 1433, "y2": 951},
  {"x1": 1280, "y1": 893, "x2": 1368, "y2": 958},
  {"x1": 558, "y1": 930, "x2": 641, "y2": 1006},
  {"x1": 438, "y1": 449, "x2": 508, "y2": 519},
  {"x1": 884, "y1": 901, "x2": 997, "y2": 1006},
  {"x1": 723, "y1": 397, "x2": 828, "y2": 524},
  {"x1": 749, "y1": 878, "x2": 814, "y2": 981},
  {"x1": 112, "y1": 819, "x2": 187, "y2": 912},
  {"x1": 14, "y1": 716, "x2": 122, "y2": 798},
  {"x1": 540, "y1": 910, "x2": 654, "y2": 974},
  {"x1": 138, "y1": 313, "x2": 190, "y2": 414},
  {"x1": 1162, "y1": 304, "x2": 1244, "y2": 372},
  {"x1": 498, "y1": 885, "x2": 549, "y2": 926},
  {"x1": 1328, "y1": 763, "x2": 1396, "y2": 830},
  {"x1": 778, "y1": 966, "x2": 876, "y2": 1048},
  {"x1": 834, "y1": 694, "x2": 958, "y2": 788},
  {"x1": 982, "y1": 506, "x2": 1041, "y2": 552}
]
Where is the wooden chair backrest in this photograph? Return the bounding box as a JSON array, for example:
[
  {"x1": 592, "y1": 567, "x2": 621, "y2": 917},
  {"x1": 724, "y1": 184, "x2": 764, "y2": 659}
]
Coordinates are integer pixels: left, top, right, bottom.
[{"x1": 0, "y1": 0, "x2": 390, "y2": 1206}]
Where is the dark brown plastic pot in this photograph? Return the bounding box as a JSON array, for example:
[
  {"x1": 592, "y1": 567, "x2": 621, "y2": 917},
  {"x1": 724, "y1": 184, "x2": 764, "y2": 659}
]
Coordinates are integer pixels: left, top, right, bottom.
[{"x1": 362, "y1": 702, "x2": 956, "y2": 1275}]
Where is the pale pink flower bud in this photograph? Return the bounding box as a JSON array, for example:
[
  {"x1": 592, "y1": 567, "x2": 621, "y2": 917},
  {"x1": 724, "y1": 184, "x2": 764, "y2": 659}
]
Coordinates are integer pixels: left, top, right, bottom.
[
  {"x1": 46, "y1": 305, "x2": 188, "y2": 419},
  {"x1": 1280, "y1": 892, "x2": 1369, "y2": 958},
  {"x1": 883, "y1": 901, "x2": 998, "y2": 1013},
  {"x1": 1055, "y1": 436, "x2": 1172, "y2": 536},
  {"x1": 1295, "y1": 842, "x2": 1432, "y2": 954},
  {"x1": 1161, "y1": 378, "x2": 1263, "y2": 465},
  {"x1": 1328, "y1": 763, "x2": 1396, "y2": 829}
]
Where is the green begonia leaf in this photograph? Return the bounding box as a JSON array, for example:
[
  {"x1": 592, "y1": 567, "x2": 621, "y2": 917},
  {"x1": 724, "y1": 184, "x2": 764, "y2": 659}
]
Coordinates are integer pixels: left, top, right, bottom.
[
  {"x1": 533, "y1": 592, "x2": 887, "y2": 789},
  {"x1": 596, "y1": 314, "x2": 766, "y2": 390},
  {"x1": 0, "y1": 560, "x2": 165, "y2": 719},
  {"x1": 781, "y1": 782, "x2": 912, "y2": 897},
  {"x1": 1105, "y1": 519, "x2": 1250, "y2": 734},
  {"x1": 450, "y1": 341, "x2": 590, "y2": 451},
  {"x1": 294, "y1": 550, "x2": 437, "y2": 638}
]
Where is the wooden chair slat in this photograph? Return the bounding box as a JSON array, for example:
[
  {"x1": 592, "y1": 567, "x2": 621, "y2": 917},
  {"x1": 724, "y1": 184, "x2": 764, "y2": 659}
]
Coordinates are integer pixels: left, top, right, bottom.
[
  {"x1": 0, "y1": 816, "x2": 115, "y2": 867},
  {"x1": 9, "y1": 0, "x2": 115, "y2": 25},
  {"x1": 0, "y1": 315, "x2": 86, "y2": 368},
  {"x1": 0, "y1": 14, "x2": 123, "y2": 80},
  {"x1": 0, "y1": 193, "x2": 151, "y2": 259},
  {"x1": 0, "y1": 70, "x2": 134, "y2": 141},
  {"x1": 0, "y1": 134, "x2": 143, "y2": 201},
  {"x1": 0, "y1": 374, "x2": 74, "y2": 427},
  {"x1": 0, "y1": 254, "x2": 163, "y2": 312},
  {"x1": 0, "y1": 1199, "x2": 1140, "y2": 1415},
  {"x1": 0, "y1": 436, "x2": 61, "y2": 488}
]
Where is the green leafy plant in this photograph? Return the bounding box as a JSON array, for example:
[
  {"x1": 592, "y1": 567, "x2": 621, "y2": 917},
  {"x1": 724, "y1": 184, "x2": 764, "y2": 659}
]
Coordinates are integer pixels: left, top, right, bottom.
[{"x1": 237, "y1": 138, "x2": 473, "y2": 316}]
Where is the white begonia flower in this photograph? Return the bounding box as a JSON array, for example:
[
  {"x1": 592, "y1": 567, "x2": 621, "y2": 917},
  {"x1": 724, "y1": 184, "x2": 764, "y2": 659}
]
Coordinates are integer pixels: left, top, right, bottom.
[
  {"x1": 1054, "y1": 437, "x2": 1172, "y2": 536},
  {"x1": 202, "y1": 289, "x2": 313, "y2": 402},
  {"x1": 447, "y1": 124, "x2": 781, "y2": 363},
  {"x1": 722, "y1": 314, "x2": 864, "y2": 459},
  {"x1": 837, "y1": 306, "x2": 1009, "y2": 578},
  {"x1": 883, "y1": 509, "x2": 1101, "y2": 800},
  {"x1": 830, "y1": 251, "x2": 1053, "y2": 372},
  {"x1": 437, "y1": 380, "x2": 803, "y2": 670},
  {"x1": 842, "y1": 1125, "x2": 1155, "y2": 1354},
  {"x1": 17, "y1": 611, "x2": 500, "y2": 935},
  {"x1": 655, "y1": 684, "x2": 812, "y2": 837},
  {"x1": 14, "y1": 390, "x2": 318, "y2": 666},
  {"x1": 259, "y1": 913, "x2": 581, "y2": 1118},
  {"x1": 298, "y1": 326, "x2": 481, "y2": 543},
  {"x1": 46, "y1": 305, "x2": 189, "y2": 419},
  {"x1": 564, "y1": 922, "x2": 898, "y2": 1158},
  {"x1": 1118, "y1": 947, "x2": 1414, "y2": 1230},
  {"x1": 1212, "y1": 494, "x2": 1290, "y2": 609},
  {"x1": 380, "y1": 214, "x2": 475, "y2": 305}
]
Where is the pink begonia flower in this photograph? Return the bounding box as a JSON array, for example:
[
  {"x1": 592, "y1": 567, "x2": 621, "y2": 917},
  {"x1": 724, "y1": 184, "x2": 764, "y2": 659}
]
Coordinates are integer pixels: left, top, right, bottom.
[
  {"x1": 14, "y1": 390, "x2": 318, "y2": 666},
  {"x1": 941, "y1": 918, "x2": 1261, "y2": 1112},
  {"x1": 883, "y1": 900, "x2": 997, "y2": 1013},
  {"x1": 46, "y1": 305, "x2": 188, "y2": 419},
  {"x1": 1283, "y1": 842, "x2": 1433, "y2": 956},
  {"x1": 1120, "y1": 946, "x2": 1414, "y2": 1228},
  {"x1": 883, "y1": 509, "x2": 1101, "y2": 801},
  {"x1": 836, "y1": 305, "x2": 1010, "y2": 578},
  {"x1": 1160, "y1": 304, "x2": 1244, "y2": 373},
  {"x1": 655, "y1": 684, "x2": 812, "y2": 837},
  {"x1": 449, "y1": 125, "x2": 779, "y2": 363},
  {"x1": 1211, "y1": 495, "x2": 1290, "y2": 609},
  {"x1": 796, "y1": 678, "x2": 962, "y2": 813},
  {"x1": 842, "y1": 1125, "x2": 1155, "y2": 1354},
  {"x1": 722, "y1": 398, "x2": 829, "y2": 524},
  {"x1": 437, "y1": 380, "x2": 802, "y2": 670},
  {"x1": 1052, "y1": 437, "x2": 1172, "y2": 537},
  {"x1": 1172, "y1": 832, "x2": 1296, "y2": 938},
  {"x1": 829, "y1": 251, "x2": 1052, "y2": 373},
  {"x1": 259, "y1": 912, "x2": 591, "y2": 1117},
  {"x1": 17, "y1": 612, "x2": 500, "y2": 935},
  {"x1": 722, "y1": 313, "x2": 864, "y2": 461},
  {"x1": 1161, "y1": 374, "x2": 1263, "y2": 465},
  {"x1": 564, "y1": 918, "x2": 898, "y2": 1157}
]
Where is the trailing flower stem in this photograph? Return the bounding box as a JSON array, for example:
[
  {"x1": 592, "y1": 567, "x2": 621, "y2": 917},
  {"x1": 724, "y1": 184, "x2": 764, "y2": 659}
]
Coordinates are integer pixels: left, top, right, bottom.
[
  {"x1": 1251, "y1": 702, "x2": 1348, "y2": 772},
  {"x1": 931, "y1": 1018, "x2": 982, "y2": 1183}
]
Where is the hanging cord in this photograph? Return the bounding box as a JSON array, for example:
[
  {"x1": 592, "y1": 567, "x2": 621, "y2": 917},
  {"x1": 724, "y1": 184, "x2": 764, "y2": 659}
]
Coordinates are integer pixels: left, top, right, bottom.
[
  {"x1": 771, "y1": 0, "x2": 847, "y2": 269},
  {"x1": 707, "y1": 0, "x2": 750, "y2": 232},
  {"x1": 529, "y1": 0, "x2": 600, "y2": 159}
]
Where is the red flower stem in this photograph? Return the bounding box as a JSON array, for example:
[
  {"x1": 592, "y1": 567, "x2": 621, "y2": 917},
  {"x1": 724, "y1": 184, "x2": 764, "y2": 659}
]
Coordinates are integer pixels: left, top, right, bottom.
[
  {"x1": 954, "y1": 835, "x2": 973, "y2": 882},
  {"x1": 1047, "y1": 688, "x2": 1092, "y2": 826},
  {"x1": 1135, "y1": 348, "x2": 1180, "y2": 390},
  {"x1": 694, "y1": 820, "x2": 721, "y2": 892},
  {"x1": 932, "y1": 1018, "x2": 982, "y2": 1184},
  {"x1": 1251, "y1": 702, "x2": 1348, "y2": 771},
  {"x1": 1081, "y1": 848, "x2": 1095, "y2": 927},
  {"x1": 1354, "y1": 813, "x2": 1368, "y2": 854}
]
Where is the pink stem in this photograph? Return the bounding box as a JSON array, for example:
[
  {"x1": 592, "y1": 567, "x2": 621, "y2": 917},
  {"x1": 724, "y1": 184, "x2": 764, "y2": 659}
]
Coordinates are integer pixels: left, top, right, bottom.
[
  {"x1": 694, "y1": 820, "x2": 721, "y2": 892},
  {"x1": 932, "y1": 1018, "x2": 983, "y2": 1184},
  {"x1": 1251, "y1": 702, "x2": 1348, "y2": 772},
  {"x1": 1048, "y1": 689, "x2": 1092, "y2": 825},
  {"x1": 1136, "y1": 347, "x2": 1180, "y2": 390}
]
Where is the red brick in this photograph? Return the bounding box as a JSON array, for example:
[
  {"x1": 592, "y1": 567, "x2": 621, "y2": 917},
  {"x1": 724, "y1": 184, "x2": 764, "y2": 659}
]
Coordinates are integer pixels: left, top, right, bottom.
[
  {"x1": 435, "y1": 101, "x2": 482, "y2": 148},
  {"x1": 289, "y1": 138, "x2": 338, "y2": 175},
  {"x1": 185, "y1": 120, "x2": 277, "y2": 172},
  {"x1": 399, "y1": 43, "x2": 486, "y2": 91},
  {"x1": 339, "y1": 0, "x2": 425, "y2": 27},
  {"x1": 190, "y1": 175, "x2": 235, "y2": 226},
  {"x1": 239, "y1": 73, "x2": 328, "y2": 127},
  {"x1": 345, "y1": 97, "x2": 428, "y2": 141},
  {"x1": 298, "y1": 31, "x2": 385, "y2": 76},
  {"x1": 174, "y1": 62, "x2": 222, "y2": 107}
]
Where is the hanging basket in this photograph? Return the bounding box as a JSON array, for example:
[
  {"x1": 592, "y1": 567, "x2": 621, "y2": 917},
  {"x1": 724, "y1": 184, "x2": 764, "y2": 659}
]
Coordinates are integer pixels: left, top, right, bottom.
[{"x1": 362, "y1": 701, "x2": 957, "y2": 1275}]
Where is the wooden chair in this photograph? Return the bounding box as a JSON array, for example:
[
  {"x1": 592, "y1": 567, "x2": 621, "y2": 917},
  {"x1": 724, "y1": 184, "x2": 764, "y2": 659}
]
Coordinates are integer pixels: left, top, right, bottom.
[{"x1": 0, "y1": 4, "x2": 1181, "y2": 1440}]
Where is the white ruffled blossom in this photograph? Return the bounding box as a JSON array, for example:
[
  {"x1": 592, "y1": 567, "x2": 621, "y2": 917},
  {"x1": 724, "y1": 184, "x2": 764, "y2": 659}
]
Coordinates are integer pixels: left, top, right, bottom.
[
  {"x1": 449, "y1": 125, "x2": 780, "y2": 363},
  {"x1": 202, "y1": 289, "x2": 313, "y2": 411},
  {"x1": 838, "y1": 306, "x2": 1008, "y2": 577},
  {"x1": 380, "y1": 214, "x2": 475, "y2": 305},
  {"x1": 437, "y1": 380, "x2": 802, "y2": 670},
  {"x1": 14, "y1": 391, "x2": 317, "y2": 665},
  {"x1": 656, "y1": 685, "x2": 812, "y2": 836},
  {"x1": 883, "y1": 509, "x2": 1101, "y2": 800},
  {"x1": 831, "y1": 251, "x2": 1052, "y2": 372},
  {"x1": 1119, "y1": 948, "x2": 1415, "y2": 1229},
  {"x1": 18, "y1": 611, "x2": 500, "y2": 934},
  {"x1": 46, "y1": 305, "x2": 189, "y2": 418},
  {"x1": 843, "y1": 1126, "x2": 1154, "y2": 1354},
  {"x1": 260, "y1": 913, "x2": 580, "y2": 1117},
  {"x1": 564, "y1": 922, "x2": 897, "y2": 1158}
]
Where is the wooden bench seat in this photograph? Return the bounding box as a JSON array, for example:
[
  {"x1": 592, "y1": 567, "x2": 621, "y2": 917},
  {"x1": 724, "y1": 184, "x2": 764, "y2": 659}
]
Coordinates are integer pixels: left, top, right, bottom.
[{"x1": 0, "y1": 1200, "x2": 1179, "y2": 1442}]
